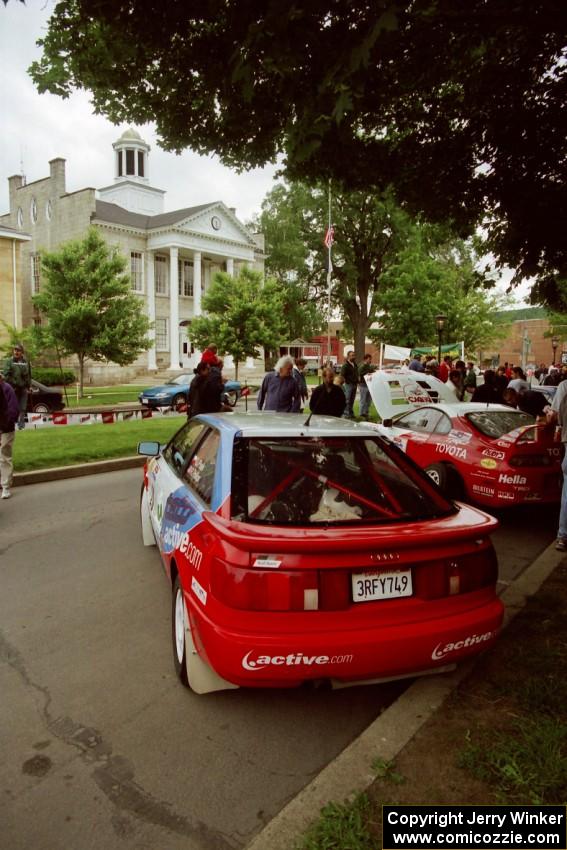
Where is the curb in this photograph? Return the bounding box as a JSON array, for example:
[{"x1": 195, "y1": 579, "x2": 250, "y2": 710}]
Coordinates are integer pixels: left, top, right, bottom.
[
  {"x1": 245, "y1": 541, "x2": 564, "y2": 850},
  {"x1": 13, "y1": 455, "x2": 145, "y2": 487}
]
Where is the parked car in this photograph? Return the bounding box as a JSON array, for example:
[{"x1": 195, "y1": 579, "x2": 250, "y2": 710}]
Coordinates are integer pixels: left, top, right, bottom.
[
  {"x1": 139, "y1": 373, "x2": 241, "y2": 410},
  {"x1": 138, "y1": 411, "x2": 503, "y2": 694},
  {"x1": 367, "y1": 370, "x2": 562, "y2": 508},
  {"x1": 27, "y1": 379, "x2": 65, "y2": 414}
]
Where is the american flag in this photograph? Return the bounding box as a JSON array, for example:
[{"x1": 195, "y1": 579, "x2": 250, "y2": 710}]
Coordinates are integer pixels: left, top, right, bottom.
[{"x1": 324, "y1": 226, "x2": 334, "y2": 249}]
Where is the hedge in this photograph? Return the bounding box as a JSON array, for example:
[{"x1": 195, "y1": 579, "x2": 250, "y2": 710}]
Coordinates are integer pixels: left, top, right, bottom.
[{"x1": 33, "y1": 368, "x2": 76, "y2": 386}]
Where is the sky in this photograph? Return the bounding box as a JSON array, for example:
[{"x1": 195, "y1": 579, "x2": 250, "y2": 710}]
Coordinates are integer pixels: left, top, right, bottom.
[
  {"x1": 0, "y1": 1, "x2": 278, "y2": 224},
  {"x1": 0, "y1": 1, "x2": 529, "y2": 305}
]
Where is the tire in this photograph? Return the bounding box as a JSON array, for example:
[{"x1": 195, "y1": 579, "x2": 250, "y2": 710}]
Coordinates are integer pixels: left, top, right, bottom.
[
  {"x1": 172, "y1": 575, "x2": 190, "y2": 687},
  {"x1": 225, "y1": 389, "x2": 238, "y2": 407},
  {"x1": 425, "y1": 463, "x2": 448, "y2": 491},
  {"x1": 33, "y1": 403, "x2": 50, "y2": 414},
  {"x1": 172, "y1": 393, "x2": 186, "y2": 410}
]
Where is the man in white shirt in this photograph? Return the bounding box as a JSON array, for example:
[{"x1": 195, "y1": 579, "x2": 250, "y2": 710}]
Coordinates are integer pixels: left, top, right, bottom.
[{"x1": 548, "y1": 380, "x2": 567, "y2": 550}]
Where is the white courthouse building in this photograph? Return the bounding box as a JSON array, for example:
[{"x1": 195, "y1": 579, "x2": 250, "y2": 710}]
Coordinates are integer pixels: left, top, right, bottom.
[{"x1": 0, "y1": 129, "x2": 265, "y2": 380}]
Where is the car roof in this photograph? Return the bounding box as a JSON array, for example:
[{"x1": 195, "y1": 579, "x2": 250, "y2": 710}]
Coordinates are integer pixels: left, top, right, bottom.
[
  {"x1": 194, "y1": 411, "x2": 382, "y2": 438},
  {"x1": 395, "y1": 402, "x2": 519, "y2": 418}
]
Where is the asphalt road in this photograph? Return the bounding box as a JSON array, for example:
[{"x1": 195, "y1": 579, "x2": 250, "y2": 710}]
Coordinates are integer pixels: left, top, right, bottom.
[{"x1": 0, "y1": 470, "x2": 558, "y2": 850}]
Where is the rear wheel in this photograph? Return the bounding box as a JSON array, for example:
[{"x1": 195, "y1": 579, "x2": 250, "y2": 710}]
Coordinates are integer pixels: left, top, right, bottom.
[
  {"x1": 224, "y1": 389, "x2": 238, "y2": 407},
  {"x1": 425, "y1": 463, "x2": 464, "y2": 499},
  {"x1": 33, "y1": 403, "x2": 50, "y2": 414},
  {"x1": 172, "y1": 576, "x2": 190, "y2": 687}
]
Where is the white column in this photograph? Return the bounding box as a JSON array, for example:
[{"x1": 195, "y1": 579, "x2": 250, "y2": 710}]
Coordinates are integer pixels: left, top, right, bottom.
[
  {"x1": 146, "y1": 251, "x2": 157, "y2": 370},
  {"x1": 169, "y1": 246, "x2": 179, "y2": 370},
  {"x1": 226, "y1": 257, "x2": 234, "y2": 277},
  {"x1": 193, "y1": 251, "x2": 202, "y2": 316}
]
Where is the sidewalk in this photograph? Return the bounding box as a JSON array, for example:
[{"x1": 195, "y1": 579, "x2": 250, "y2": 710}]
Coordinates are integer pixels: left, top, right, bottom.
[{"x1": 248, "y1": 543, "x2": 567, "y2": 850}]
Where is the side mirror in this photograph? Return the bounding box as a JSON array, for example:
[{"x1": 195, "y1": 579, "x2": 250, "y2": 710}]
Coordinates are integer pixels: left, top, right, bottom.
[
  {"x1": 382, "y1": 418, "x2": 393, "y2": 428},
  {"x1": 137, "y1": 441, "x2": 161, "y2": 457}
]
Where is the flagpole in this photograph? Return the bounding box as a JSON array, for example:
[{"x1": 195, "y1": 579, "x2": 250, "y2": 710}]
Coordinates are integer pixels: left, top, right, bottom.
[{"x1": 327, "y1": 179, "x2": 332, "y2": 367}]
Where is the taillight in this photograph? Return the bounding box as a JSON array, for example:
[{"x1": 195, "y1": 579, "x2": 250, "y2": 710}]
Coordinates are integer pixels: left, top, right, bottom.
[
  {"x1": 509, "y1": 454, "x2": 550, "y2": 467},
  {"x1": 210, "y1": 558, "x2": 319, "y2": 611},
  {"x1": 413, "y1": 547, "x2": 498, "y2": 599}
]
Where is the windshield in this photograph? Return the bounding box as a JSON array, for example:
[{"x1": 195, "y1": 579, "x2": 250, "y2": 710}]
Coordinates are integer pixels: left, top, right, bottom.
[
  {"x1": 231, "y1": 436, "x2": 454, "y2": 525},
  {"x1": 466, "y1": 410, "x2": 534, "y2": 439},
  {"x1": 168, "y1": 374, "x2": 191, "y2": 386}
]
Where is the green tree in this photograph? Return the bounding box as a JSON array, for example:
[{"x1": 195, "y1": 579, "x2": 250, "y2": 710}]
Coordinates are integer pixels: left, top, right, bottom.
[
  {"x1": 30, "y1": 1, "x2": 567, "y2": 308},
  {"x1": 35, "y1": 228, "x2": 151, "y2": 395},
  {"x1": 190, "y1": 267, "x2": 285, "y2": 379},
  {"x1": 0, "y1": 321, "x2": 54, "y2": 363},
  {"x1": 378, "y1": 236, "x2": 509, "y2": 353}
]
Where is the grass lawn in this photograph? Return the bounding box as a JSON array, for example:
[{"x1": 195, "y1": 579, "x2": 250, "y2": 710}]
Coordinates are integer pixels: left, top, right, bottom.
[
  {"x1": 297, "y1": 561, "x2": 567, "y2": 849},
  {"x1": 62, "y1": 384, "x2": 149, "y2": 408},
  {"x1": 14, "y1": 417, "x2": 182, "y2": 472}
]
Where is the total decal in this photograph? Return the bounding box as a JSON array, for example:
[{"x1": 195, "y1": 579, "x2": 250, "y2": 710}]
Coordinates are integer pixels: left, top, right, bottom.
[
  {"x1": 241, "y1": 651, "x2": 354, "y2": 671},
  {"x1": 435, "y1": 443, "x2": 466, "y2": 460},
  {"x1": 431, "y1": 630, "x2": 498, "y2": 661}
]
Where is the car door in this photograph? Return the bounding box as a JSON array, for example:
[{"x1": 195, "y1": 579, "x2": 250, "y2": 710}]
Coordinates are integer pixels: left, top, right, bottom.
[
  {"x1": 387, "y1": 407, "x2": 448, "y2": 461},
  {"x1": 149, "y1": 420, "x2": 207, "y2": 539}
]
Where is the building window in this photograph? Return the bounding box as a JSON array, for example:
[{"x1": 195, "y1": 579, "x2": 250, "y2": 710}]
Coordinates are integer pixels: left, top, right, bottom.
[
  {"x1": 30, "y1": 198, "x2": 38, "y2": 224},
  {"x1": 117, "y1": 151, "x2": 123, "y2": 177},
  {"x1": 178, "y1": 259, "x2": 194, "y2": 297},
  {"x1": 155, "y1": 318, "x2": 169, "y2": 351},
  {"x1": 33, "y1": 316, "x2": 42, "y2": 327},
  {"x1": 155, "y1": 255, "x2": 168, "y2": 295},
  {"x1": 17, "y1": 207, "x2": 23, "y2": 228},
  {"x1": 31, "y1": 253, "x2": 41, "y2": 294},
  {"x1": 130, "y1": 251, "x2": 143, "y2": 292},
  {"x1": 138, "y1": 151, "x2": 144, "y2": 178},
  {"x1": 45, "y1": 199, "x2": 52, "y2": 221},
  {"x1": 126, "y1": 149, "x2": 135, "y2": 175}
]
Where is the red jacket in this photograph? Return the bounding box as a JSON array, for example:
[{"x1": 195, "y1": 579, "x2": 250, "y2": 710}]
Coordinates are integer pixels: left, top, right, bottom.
[
  {"x1": 201, "y1": 349, "x2": 219, "y2": 366},
  {"x1": 438, "y1": 361, "x2": 450, "y2": 383}
]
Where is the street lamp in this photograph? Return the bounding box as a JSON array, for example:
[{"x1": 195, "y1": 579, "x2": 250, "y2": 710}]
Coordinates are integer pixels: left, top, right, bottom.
[
  {"x1": 552, "y1": 336, "x2": 559, "y2": 365},
  {"x1": 435, "y1": 314, "x2": 447, "y2": 365}
]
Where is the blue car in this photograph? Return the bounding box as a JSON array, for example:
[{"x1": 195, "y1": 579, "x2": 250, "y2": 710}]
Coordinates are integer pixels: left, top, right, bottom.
[{"x1": 139, "y1": 373, "x2": 241, "y2": 410}]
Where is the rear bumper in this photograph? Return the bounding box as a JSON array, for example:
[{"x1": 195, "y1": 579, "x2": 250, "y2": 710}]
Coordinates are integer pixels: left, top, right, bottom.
[{"x1": 189, "y1": 596, "x2": 504, "y2": 688}]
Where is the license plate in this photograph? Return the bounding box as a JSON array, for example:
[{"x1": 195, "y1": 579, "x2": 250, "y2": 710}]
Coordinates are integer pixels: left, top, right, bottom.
[{"x1": 351, "y1": 569, "x2": 413, "y2": 602}]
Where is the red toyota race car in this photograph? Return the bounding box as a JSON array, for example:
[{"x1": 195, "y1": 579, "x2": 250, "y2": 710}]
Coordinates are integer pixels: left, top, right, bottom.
[
  {"x1": 368, "y1": 370, "x2": 562, "y2": 508},
  {"x1": 138, "y1": 412, "x2": 503, "y2": 694}
]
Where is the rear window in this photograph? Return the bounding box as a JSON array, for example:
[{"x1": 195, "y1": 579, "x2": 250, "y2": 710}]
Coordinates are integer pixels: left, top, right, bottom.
[
  {"x1": 466, "y1": 410, "x2": 534, "y2": 438},
  {"x1": 231, "y1": 436, "x2": 454, "y2": 525}
]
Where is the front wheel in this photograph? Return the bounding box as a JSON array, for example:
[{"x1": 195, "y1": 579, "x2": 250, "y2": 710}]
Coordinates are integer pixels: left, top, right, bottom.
[
  {"x1": 33, "y1": 403, "x2": 50, "y2": 414},
  {"x1": 425, "y1": 463, "x2": 448, "y2": 491}
]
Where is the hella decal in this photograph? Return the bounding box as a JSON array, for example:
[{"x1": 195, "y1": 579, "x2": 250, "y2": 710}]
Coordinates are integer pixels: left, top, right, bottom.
[
  {"x1": 432, "y1": 630, "x2": 498, "y2": 660},
  {"x1": 241, "y1": 651, "x2": 353, "y2": 671},
  {"x1": 480, "y1": 458, "x2": 498, "y2": 470},
  {"x1": 482, "y1": 448, "x2": 505, "y2": 461},
  {"x1": 498, "y1": 473, "x2": 527, "y2": 485},
  {"x1": 435, "y1": 444, "x2": 467, "y2": 459}
]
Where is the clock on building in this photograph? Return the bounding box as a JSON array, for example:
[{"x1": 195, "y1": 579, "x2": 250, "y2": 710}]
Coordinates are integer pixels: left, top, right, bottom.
[{"x1": 211, "y1": 215, "x2": 222, "y2": 231}]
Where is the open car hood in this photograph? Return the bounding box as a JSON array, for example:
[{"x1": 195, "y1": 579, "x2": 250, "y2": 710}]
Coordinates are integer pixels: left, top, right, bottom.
[{"x1": 366, "y1": 369, "x2": 457, "y2": 421}]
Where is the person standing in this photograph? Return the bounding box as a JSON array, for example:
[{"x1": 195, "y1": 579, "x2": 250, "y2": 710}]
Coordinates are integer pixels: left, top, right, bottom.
[
  {"x1": 0, "y1": 374, "x2": 19, "y2": 499},
  {"x1": 438, "y1": 355, "x2": 453, "y2": 383},
  {"x1": 292, "y1": 358, "x2": 309, "y2": 413},
  {"x1": 309, "y1": 367, "x2": 346, "y2": 417},
  {"x1": 548, "y1": 380, "x2": 567, "y2": 550},
  {"x1": 409, "y1": 354, "x2": 424, "y2": 372},
  {"x1": 340, "y1": 350, "x2": 359, "y2": 418},
  {"x1": 200, "y1": 343, "x2": 220, "y2": 367},
  {"x1": 257, "y1": 355, "x2": 300, "y2": 412},
  {"x1": 3, "y1": 343, "x2": 31, "y2": 430},
  {"x1": 507, "y1": 366, "x2": 529, "y2": 394},
  {"x1": 464, "y1": 362, "x2": 477, "y2": 396},
  {"x1": 471, "y1": 370, "x2": 499, "y2": 403},
  {"x1": 358, "y1": 353, "x2": 375, "y2": 419}
]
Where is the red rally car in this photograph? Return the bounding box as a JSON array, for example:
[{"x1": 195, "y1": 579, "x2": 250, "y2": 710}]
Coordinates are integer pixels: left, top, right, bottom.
[
  {"x1": 368, "y1": 370, "x2": 562, "y2": 508},
  {"x1": 138, "y1": 412, "x2": 503, "y2": 694}
]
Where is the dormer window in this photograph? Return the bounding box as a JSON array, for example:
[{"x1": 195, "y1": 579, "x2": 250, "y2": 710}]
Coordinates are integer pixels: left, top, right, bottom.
[{"x1": 138, "y1": 151, "x2": 144, "y2": 177}]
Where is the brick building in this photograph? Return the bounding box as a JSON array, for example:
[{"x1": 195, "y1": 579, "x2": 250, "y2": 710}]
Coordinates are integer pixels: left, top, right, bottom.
[{"x1": 0, "y1": 129, "x2": 265, "y2": 381}]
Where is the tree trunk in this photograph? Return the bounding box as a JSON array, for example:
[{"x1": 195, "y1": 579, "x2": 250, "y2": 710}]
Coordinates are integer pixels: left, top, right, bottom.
[
  {"x1": 353, "y1": 320, "x2": 367, "y2": 362},
  {"x1": 78, "y1": 354, "x2": 85, "y2": 398},
  {"x1": 234, "y1": 359, "x2": 240, "y2": 381}
]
